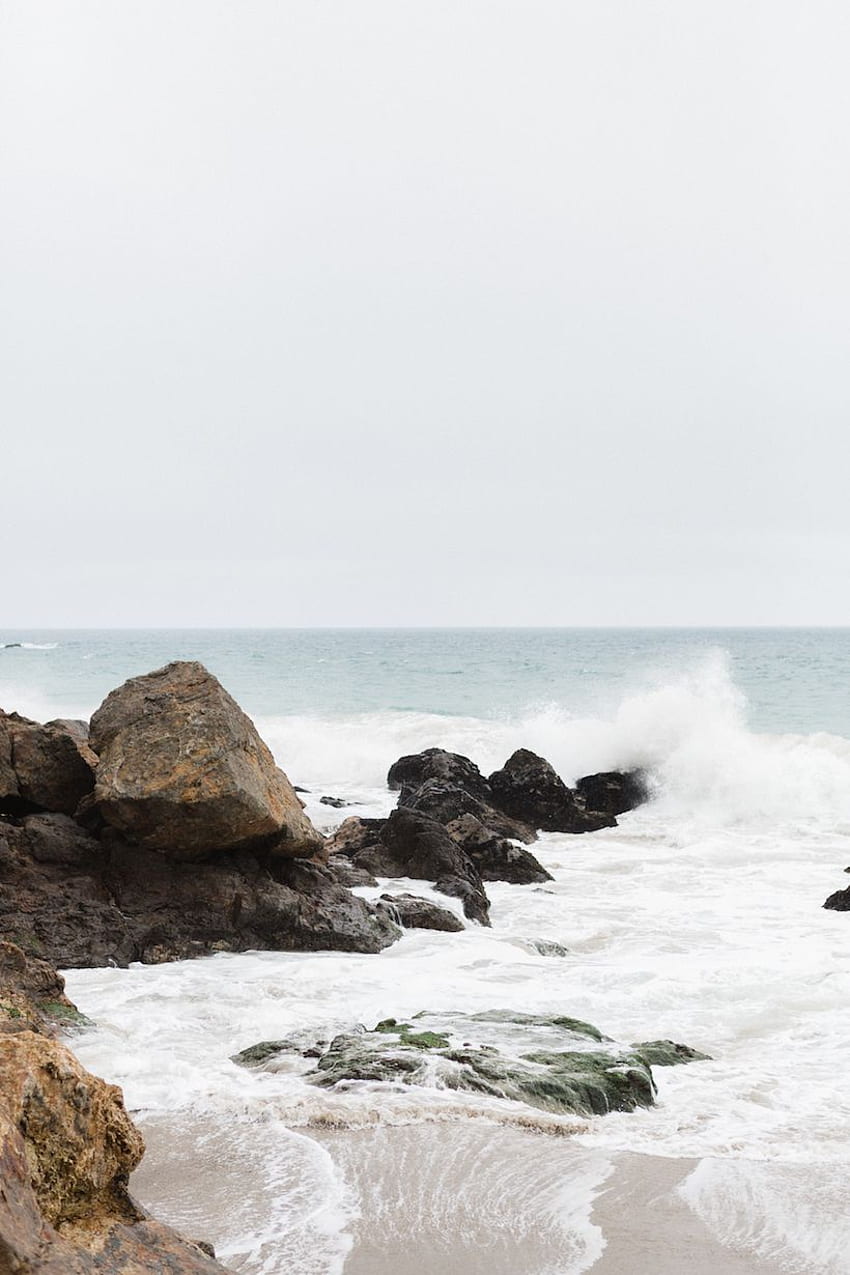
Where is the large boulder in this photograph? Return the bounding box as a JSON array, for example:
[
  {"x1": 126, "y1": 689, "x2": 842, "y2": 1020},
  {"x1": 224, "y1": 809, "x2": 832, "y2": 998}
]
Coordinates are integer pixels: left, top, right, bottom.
[
  {"x1": 575, "y1": 770, "x2": 649, "y2": 816},
  {"x1": 0, "y1": 945, "x2": 229, "y2": 1274},
  {"x1": 354, "y1": 808, "x2": 491, "y2": 925},
  {"x1": 90, "y1": 661, "x2": 322, "y2": 860},
  {"x1": 0, "y1": 711, "x2": 96, "y2": 816},
  {"x1": 489, "y1": 749, "x2": 616, "y2": 834}
]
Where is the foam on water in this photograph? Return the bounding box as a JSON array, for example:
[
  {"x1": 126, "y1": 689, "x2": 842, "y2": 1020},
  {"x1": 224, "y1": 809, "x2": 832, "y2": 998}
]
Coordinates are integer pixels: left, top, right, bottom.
[{"x1": 30, "y1": 645, "x2": 850, "y2": 1273}]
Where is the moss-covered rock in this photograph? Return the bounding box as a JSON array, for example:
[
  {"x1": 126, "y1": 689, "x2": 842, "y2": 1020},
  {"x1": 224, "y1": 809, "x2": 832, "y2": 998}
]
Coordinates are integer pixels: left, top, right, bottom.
[
  {"x1": 232, "y1": 1009, "x2": 707, "y2": 1119},
  {"x1": 630, "y1": 1039, "x2": 712, "y2": 1066}
]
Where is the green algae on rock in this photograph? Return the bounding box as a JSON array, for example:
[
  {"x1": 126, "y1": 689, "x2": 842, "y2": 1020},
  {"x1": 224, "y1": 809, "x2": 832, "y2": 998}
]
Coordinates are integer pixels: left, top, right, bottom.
[{"x1": 232, "y1": 1009, "x2": 707, "y2": 1119}]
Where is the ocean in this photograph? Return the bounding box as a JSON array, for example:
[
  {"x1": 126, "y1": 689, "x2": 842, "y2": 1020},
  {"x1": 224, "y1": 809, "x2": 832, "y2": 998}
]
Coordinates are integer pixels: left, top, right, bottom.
[{"x1": 4, "y1": 627, "x2": 850, "y2": 1274}]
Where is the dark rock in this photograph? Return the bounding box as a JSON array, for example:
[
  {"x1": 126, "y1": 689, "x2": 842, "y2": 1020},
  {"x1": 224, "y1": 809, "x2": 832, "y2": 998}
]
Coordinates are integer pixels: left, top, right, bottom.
[
  {"x1": 824, "y1": 887, "x2": 850, "y2": 911},
  {"x1": 402, "y1": 778, "x2": 536, "y2": 843},
  {"x1": 575, "y1": 770, "x2": 649, "y2": 816},
  {"x1": 89, "y1": 661, "x2": 323, "y2": 861},
  {"x1": 326, "y1": 855, "x2": 378, "y2": 888},
  {"x1": 320, "y1": 795, "x2": 360, "y2": 809},
  {"x1": 323, "y1": 816, "x2": 386, "y2": 859},
  {"x1": 489, "y1": 749, "x2": 616, "y2": 834},
  {"x1": 0, "y1": 711, "x2": 96, "y2": 816},
  {"x1": 387, "y1": 748, "x2": 492, "y2": 801},
  {"x1": 355, "y1": 808, "x2": 490, "y2": 925},
  {"x1": 446, "y1": 813, "x2": 552, "y2": 884},
  {"x1": 377, "y1": 892, "x2": 465, "y2": 932},
  {"x1": 0, "y1": 814, "x2": 399, "y2": 968}
]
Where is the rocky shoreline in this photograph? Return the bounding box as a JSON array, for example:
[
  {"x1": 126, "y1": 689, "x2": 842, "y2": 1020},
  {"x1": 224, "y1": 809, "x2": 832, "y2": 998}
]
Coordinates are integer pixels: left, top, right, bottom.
[{"x1": 0, "y1": 659, "x2": 658, "y2": 1273}]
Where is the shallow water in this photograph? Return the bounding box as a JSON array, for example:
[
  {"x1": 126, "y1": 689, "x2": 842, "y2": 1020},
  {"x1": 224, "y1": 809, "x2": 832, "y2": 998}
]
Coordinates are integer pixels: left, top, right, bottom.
[{"x1": 7, "y1": 628, "x2": 849, "y2": 1272}]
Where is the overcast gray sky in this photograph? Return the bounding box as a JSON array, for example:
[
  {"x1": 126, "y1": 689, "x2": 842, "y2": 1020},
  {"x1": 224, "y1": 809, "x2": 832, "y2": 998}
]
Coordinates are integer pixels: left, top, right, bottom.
[{"x1": 2, "y1": 1, "x2": 849, "y2": 626}]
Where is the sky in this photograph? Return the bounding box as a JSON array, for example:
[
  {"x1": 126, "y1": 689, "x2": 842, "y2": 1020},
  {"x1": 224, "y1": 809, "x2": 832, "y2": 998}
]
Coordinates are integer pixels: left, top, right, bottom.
[{"x1": 2, "y1": 1, "x2": 850, "y2": 627}]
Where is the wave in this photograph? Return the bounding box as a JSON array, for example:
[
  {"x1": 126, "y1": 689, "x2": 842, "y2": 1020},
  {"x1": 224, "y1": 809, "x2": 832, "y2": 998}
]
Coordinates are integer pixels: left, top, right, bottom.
[
  {"x1": 257, "y1": 652, "x2": 850, "y2": 831},
  {"x1": 1, "y1": 641, "x2": 58, "y2": 650}
]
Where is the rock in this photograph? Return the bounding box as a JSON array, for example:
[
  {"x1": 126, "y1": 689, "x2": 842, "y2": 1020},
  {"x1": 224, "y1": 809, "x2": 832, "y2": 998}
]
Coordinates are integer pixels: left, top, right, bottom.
[
  {"x1": 297, "y1": 1010, "x2": 690, "y2": 1117},
  {"x1": 320, "y1": 795, "x2": 359, "y2": 809},
  {"x1": 0, "y1": 711, "x2": 96, "y2": 816},
  {"x1": 402, "y1": 778, "x2": 536, "y2": 843},
  {"x1": 631, "y1": 1039, "x2": 712, "y2": 1065},
  {"x1": 377, "y1": 892, "x2": 465, "y2": 932},
  {"x1": 446, "y1": 813, "x2": 552, "y2": 884},
  {"x1": 824, "y1": 887, "x2": 850, "y2": 911},
  {"x1": 354, "y1": 808, "x2": 490, "y2": 925},
  {"x1": 387, "y1": 748, "x2": 492, "y2": 801},
  {"x1": 575, "y1": 770, "x2": 649, "y2": 816},
  {"x1": 326, "y1": 855, "x2": 379, "y2": 888},
  {"x1": 0, "y1": 814, "x2": 399, "y2": 968},
  {"x1": 0, "y1": 944, "x2": 231, "y2": 1273},
  {"x1": 488, "y1": 749, "x2": 617, "y2": 834},
  {"x1": 0, "y1": 940, "x2": 83, "y2": 1034},
  {"x1": 324, "y1": 816, "x2": 387, "y2": 858},
  {"x1": 89, "y1": 661, "x2": 322, "y2": 860}
]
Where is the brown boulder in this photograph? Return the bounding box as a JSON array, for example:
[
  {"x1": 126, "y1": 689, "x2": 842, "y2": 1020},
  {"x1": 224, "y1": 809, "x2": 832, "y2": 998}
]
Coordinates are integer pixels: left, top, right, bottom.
[
  {"x1": 0, "y1": 945, "x2": 230, "y2": 1273},
  {"x1": 90, "y1": 661, "x2": 322, "y2": 860},
  {"x1": 0, "y1": 711, "x2": 96, "y2": 816}
]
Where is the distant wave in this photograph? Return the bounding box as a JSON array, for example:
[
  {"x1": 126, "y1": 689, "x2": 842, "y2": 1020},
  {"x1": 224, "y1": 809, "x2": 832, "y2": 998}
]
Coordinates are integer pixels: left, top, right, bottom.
[{"x1": 1, "y1": 642, "x2": 58, "y2": 650}]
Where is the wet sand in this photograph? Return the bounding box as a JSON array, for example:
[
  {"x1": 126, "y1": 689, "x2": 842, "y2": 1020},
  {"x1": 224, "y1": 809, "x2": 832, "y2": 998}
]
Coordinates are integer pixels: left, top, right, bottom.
[{"x1": 133, "y1": 1119, "x2": 786, "y2": 1275}]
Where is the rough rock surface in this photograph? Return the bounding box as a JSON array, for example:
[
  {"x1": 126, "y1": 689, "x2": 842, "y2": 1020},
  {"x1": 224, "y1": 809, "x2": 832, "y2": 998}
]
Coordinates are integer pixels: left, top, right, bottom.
[
  {"x1": 323, "y1": 816, "x2": 386, "y2": 859},
  {"x1": 0, "y1": 711, "x2": 96, "y2": 816},
  {"x1": 0, "y1": 943, "x2": 230, "y2": 1274},
  {"x1": 575, "y1": 770, "x2": 649, "y2": 816},
  {"x1": 489, "y1": 749, "x2": 617, "y2": 834},
  {"x1": 0, "y1": 814, "x2": 399, "y2": 968},
  {"x1": 387, "y1": 748, "x2": 492, "y2": 801},
  {"x1": 353, "y1": 808, "x2": 491, "y2": 925},
  {"x1": 402, "y1": 778, "x2": 536, "y2": 844},
  {"x1": 235, "y1": 1010, "x2": 708, "y2": 1119},
  {"x1": 376, "y1": 892, "x2": 465, "y2": 932},
  {"x1": 446, "y1": 814, "x2": 553, "y2": 885},
  {"x1": 823, "y1": 886, "x2": 850, "y2": 911},
  {"x1": 90, "y1": 661, "x2": 322, "y2": 860}
]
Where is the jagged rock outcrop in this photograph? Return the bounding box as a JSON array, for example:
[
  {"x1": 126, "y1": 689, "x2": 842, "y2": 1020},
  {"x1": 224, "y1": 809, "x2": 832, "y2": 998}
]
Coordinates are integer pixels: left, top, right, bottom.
[
  {"x1": 90, "y1": 661, "x2": 322, "y2": 860},
  {"x1": 388, "y1": 748, "x2": 492, "y2": 802},
  {"x1": 0, "y1": 814, "x2": 399, "y2": 967},
  {"x1": 402, "y1": 777, "x2": 536, "y2": 843},
  {"x1": 488, "y1": 749, "x2": 616, "y2": 834},
  {"x1": 446, "y1": 813, "x2": 553, "y2": 885},
  {"x1": 0, "y1": 711, "x2": 96, "y2": 816},
  {"x1": 0, "y1": 943, "x2": 230, "y2": 1273},
  {"x1": 353, "y1": 808, "x2": 491, "y2": 925},
  {"x1": 376, "y1": 892, "x2": 465, "y2": 932},
  {"x1": 575, "y1": 770, "x2": 649, "y2": 816}
]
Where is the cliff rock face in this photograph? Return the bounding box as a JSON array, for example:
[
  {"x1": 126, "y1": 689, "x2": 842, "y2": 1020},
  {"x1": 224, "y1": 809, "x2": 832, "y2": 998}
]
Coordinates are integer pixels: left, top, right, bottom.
[
  {"x1": 90, "y1": 661, "x2": 322, "y2": 860},
  {"x1": 0, "y1": 943, "x2": 230, "y2": 1274}
]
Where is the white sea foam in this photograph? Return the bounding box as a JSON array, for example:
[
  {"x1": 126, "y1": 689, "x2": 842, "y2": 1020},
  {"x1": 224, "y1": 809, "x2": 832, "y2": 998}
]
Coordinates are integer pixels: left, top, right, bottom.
[{"x1": 54, "y1": 653, "x2": 850, "y2": 1272}]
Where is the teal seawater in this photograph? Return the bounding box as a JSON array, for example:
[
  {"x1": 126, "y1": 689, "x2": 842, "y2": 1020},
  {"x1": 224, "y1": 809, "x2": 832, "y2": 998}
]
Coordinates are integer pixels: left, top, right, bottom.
[{"x1": 1, "y1": 628, "x2": 849, "y2": 736}]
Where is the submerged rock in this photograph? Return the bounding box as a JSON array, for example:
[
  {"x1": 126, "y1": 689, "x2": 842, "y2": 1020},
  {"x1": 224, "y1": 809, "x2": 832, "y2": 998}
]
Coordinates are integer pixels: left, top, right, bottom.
[
  {"x1": 488, "y1": 749, "x2": 616, "y2": 834},
  {"x1": 236, "y1": 1009, "x2": 706, "y2": 1120},
  {"x1": 575, "y1": 770, "x2": 649, "y2": 816},
  {"x1": 631, "y1": 1039, "x2": 712, "y2": 1066},
  {"x1": 90, "y1": 660, "x2": 323, "y2": 860}
]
